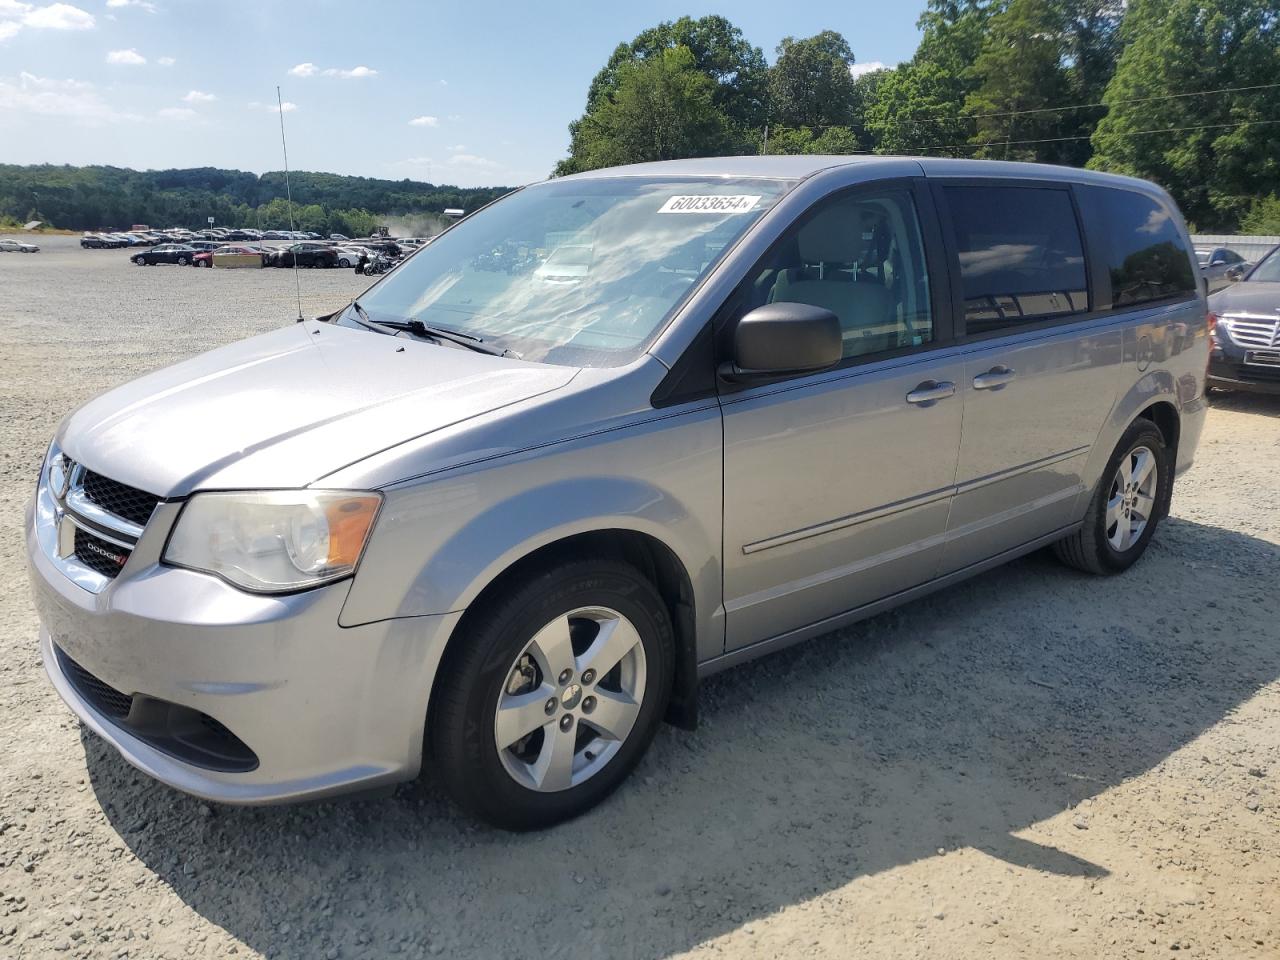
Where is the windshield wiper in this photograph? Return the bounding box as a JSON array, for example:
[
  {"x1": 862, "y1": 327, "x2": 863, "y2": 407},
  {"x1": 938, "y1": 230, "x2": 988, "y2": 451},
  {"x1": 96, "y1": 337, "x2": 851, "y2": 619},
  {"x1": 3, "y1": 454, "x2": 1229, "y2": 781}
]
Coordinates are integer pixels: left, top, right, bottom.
[
  {"x1": 348, "y1": 300, "x2": 402, "y2": 337},
  {"x1": 348, "y1": 302, "x2": 512, "y2": 356}
]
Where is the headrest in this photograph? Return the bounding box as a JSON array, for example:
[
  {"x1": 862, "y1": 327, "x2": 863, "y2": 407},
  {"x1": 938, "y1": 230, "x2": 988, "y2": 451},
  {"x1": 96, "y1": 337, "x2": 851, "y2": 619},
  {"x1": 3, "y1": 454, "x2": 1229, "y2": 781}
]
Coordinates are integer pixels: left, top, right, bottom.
[{"x1": 797, "y1": 205, "x2": 861, "y2": 263}]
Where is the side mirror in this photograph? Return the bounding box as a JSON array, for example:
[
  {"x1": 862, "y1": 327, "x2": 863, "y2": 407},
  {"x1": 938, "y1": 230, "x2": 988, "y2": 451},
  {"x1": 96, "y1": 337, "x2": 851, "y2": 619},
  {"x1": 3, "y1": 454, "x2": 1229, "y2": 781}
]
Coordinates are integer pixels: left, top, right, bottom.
[
  {"x1": 1225, "y1": 265, "x2": 1245, "y2": 282},
  {"x1": 719, "y1": 302, "x2": 843, "y2": 383}
]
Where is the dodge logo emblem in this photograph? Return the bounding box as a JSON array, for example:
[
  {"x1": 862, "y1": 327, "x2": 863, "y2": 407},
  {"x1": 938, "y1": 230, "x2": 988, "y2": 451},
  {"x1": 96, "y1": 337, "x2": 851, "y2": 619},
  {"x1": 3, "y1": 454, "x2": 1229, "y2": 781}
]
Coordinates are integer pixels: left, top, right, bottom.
[{"x1": 80, "y1": 538, "x2": 127, "y2": 568}]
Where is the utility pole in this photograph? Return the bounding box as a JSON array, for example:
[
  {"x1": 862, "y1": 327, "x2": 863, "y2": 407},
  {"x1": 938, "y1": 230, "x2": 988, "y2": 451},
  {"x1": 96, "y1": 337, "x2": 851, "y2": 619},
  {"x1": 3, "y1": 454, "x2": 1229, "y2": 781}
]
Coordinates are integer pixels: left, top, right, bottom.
[{"x1": 762, "y1": 124, "x2": 769, "y2": 155}]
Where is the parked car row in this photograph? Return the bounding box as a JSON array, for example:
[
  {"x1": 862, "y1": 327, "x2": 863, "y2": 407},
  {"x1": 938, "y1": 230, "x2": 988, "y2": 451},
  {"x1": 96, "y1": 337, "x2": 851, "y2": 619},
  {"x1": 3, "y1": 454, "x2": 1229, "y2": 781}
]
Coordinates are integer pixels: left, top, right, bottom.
[
  {"x1": 84, "y1": 225, "x2": 439, "y2": 250},
  {"x1": 125, "y1": 239, "x2": 412, "y2": 270}
]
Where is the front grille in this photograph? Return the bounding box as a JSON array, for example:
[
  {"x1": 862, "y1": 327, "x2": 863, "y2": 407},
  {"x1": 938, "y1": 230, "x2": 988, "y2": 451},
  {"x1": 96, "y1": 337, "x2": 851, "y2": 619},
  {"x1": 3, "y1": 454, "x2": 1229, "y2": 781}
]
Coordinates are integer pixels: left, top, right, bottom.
[
  {"x1": 81, "y1": 470, "x2": 161, "y2": 527},
  {"x1": 1222, "y1": 317, "x2": 1280, "y2": 349},
  {"x1": 60, "y1": 650, "x2": 135, "y2": 719},
  {"x1": 74, "y1": 528, "x2": 131, "y2": 579}
]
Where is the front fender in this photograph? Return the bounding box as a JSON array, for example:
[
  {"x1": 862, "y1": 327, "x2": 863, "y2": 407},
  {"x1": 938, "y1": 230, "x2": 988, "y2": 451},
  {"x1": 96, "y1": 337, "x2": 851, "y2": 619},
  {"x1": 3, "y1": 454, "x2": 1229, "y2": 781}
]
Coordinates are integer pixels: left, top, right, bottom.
[{"x1": 338, "y1": 407, "x2": 724, "y2": 660}]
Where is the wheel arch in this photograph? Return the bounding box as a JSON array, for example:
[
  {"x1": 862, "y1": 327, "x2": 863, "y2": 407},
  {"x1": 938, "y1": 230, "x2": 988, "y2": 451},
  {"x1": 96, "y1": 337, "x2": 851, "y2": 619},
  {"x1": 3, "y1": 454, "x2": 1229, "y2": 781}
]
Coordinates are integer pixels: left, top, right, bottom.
[
  {"x1": 428, "y1": 527, "x2": 700, "y2": 732},
  {"x1": 1135, "y1": 399, "x2": 1179, "y2": 461},
  {"x1": 1077, "y1": 373, "x2": 1184, "y2": 522}
]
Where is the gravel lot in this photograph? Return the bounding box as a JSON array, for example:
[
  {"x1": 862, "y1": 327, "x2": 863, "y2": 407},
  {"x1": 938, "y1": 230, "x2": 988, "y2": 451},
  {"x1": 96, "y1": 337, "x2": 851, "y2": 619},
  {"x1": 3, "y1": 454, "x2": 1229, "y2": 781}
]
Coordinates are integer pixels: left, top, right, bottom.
[{"x1": 2, "y1": 236, "x2": 1278, "y2": 959}]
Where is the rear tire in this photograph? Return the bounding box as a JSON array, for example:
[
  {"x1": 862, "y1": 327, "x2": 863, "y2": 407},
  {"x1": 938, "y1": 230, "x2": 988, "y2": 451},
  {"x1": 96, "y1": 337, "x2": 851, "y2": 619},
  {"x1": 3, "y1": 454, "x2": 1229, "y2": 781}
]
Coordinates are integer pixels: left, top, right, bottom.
[
  {"x1": 430, "y1": 558, "x2": 674, "y2": 830},
  {"x1": 1053, "y1": 419, "x2": 1170, "y2": 575}
]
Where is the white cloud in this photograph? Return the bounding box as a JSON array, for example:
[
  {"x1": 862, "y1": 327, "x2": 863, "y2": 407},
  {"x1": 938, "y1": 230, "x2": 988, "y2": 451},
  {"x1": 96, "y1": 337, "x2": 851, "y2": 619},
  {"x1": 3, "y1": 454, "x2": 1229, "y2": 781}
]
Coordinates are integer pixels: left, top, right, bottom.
[
  {"x1": 156, "y1": 55, "x2": 174, "y2": 66},
  {"x1": 248, "y1": 99, "x2": 296, "y2": 113},
  {"x1": 157, "y1": 106, "x2": 196, "y2": 120},
  {"x1": 291, "y1": 62, "x2": 379, "y2": 79},
  {"x1": 396, "y1": 153, "x2": 499, "y2": 171},
  {"x1": 408, "y1": 115, "x2": 438, "y2": 127},
  {"x1": 182, "y1": 89, "x2": 215, "y2": 103},
  {"x1": 106, "y1": 0, "x2": 155, "y2": 10},
  {"x1": 448, "y1": 143, "x2": 466, "y2": 151},
  {"x1": 106, "y1": 47, "x2": 145, "y2": 65},
  {"x1": 449, "y1": 153, "x2": 499, "y2": 170},
  {"x1": 0, "y1": 70, "x2": 140, "y2": 124},
  {"x1": 0, "y1": 1, "x2": 95, "y2": 39},
  {"x1": 850, "y1": 60, "x2": 893, "y2": 78},
  {"x1": 324, "y1": 64, "x2": 376, "y2": 79}
]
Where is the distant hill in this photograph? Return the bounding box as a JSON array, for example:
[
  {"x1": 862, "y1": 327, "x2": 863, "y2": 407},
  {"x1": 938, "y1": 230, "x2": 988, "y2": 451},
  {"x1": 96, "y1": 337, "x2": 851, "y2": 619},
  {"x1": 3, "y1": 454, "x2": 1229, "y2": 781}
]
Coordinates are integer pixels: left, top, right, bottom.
[{"x1": 0, "y1": 164, "x2": 516, "y2": 235}]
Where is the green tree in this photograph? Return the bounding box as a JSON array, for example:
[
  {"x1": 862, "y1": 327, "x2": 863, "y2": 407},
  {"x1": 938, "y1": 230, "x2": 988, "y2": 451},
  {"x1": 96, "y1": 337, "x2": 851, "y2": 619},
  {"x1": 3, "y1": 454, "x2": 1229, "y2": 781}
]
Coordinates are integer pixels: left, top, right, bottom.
[
  {"x1": 579, "y1": 15, "x2": 766, "y2": 133},
  {"x1": 1240, "y1": 196, "x2": 1280, "y2": 234},
  {"x1": 860, "y1": 0, "x2": 997, "y2": 156},
  {"x1": 562, "y1": 46, "x2": 739, "y2": 172},
  {"x1": 964, "y1": 0, "x2": 1071, "y2": 160},
  {"x1": 1089, "y1": 0, "x2": 1280, "y2": 229},
  {"x1": 767, "y1": 31, "x2": 858, "y2": 129},
  {"x1": 767, "y1": 125, "x2": 862, "y2": 155},
  {"x1": 863, "y1": 60, "x2": 971, "y2": 155}
]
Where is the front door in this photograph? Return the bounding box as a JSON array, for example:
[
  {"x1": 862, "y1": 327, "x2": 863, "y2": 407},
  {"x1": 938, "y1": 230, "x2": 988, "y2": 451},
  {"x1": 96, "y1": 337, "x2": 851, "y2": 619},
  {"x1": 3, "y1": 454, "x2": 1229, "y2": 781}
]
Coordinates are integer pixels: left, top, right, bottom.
[{"x1": 719, "y1": 183, "x2": 964, "y2": 651}]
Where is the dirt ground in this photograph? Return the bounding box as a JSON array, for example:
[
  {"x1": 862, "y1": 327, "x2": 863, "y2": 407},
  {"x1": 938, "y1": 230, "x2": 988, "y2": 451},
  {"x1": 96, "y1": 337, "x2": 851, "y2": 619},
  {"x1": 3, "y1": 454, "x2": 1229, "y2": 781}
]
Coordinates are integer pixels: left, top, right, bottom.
[{"x1": 1, "y1": 237, "x2": 1277, "y2": 959}]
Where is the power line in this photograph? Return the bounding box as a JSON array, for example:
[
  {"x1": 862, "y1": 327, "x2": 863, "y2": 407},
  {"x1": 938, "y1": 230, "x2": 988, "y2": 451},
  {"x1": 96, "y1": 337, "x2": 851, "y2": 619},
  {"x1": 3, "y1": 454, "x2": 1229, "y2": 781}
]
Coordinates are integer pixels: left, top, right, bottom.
[
  {"x1": 773, "y1": 80, "x2": 1280, "y2": 136},
  {"x1": 910, "y1": 116, "x2": 1280, "y2": 154},
  {"x1": 905, "y1": 80, "x2": 1280, "y2": 126}
]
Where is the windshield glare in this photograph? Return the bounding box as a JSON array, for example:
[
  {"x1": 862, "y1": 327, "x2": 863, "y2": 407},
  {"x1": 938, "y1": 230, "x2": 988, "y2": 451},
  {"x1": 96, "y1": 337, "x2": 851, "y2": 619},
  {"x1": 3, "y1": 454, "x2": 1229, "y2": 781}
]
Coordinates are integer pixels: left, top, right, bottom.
[
  {"x1": 1247, "y1": 247, "x2": 1280, "y2": 283},
  {"x1": 344, "y1": 177, "x2": 788, "y2": 366}
]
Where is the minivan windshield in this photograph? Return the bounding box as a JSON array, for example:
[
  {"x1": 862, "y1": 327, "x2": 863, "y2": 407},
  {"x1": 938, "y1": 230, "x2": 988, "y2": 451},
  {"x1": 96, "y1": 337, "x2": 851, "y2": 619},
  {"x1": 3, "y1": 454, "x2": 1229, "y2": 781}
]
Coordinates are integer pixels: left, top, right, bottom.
[
  {"x1": 1247, "y1": 247, "x2": 1280, "y2": 283},
  {"x1": 340, "y1": 176, "x2": 789, "y2": 366}
]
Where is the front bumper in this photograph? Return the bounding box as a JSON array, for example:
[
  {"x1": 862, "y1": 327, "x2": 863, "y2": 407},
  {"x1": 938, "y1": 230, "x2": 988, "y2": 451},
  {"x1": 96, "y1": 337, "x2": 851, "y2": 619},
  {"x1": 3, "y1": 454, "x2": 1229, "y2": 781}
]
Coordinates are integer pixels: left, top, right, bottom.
[
  {"x1": 26, "y1": 486, "x2": 461, "y2": 805},
  {"x1": 1208, "y1": 348, "x2": 1280, "y2": 395}
]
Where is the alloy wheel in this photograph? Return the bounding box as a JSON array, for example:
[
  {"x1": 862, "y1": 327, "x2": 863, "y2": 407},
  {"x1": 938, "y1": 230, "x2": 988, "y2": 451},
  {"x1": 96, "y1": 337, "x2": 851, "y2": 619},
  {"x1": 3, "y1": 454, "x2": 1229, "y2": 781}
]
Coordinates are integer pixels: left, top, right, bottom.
[
  {"x1": 493, "y1": 606, "x2": 647, "y2": 793},
  {"x1": 1106, "y1": 444, "x2": 1158, "y2": 552}
]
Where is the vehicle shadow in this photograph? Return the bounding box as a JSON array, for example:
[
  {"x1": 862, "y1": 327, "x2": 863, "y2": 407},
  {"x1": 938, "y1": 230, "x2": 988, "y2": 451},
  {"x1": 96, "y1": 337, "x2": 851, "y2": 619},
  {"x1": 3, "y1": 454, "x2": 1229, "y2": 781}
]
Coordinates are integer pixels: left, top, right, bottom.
[
  {"x1": 83, "y1": 518, "x2": 1280, "y2": 960},
  {"x1": 1207, "y1": 389, "x2": 1280, "y2": 417}
]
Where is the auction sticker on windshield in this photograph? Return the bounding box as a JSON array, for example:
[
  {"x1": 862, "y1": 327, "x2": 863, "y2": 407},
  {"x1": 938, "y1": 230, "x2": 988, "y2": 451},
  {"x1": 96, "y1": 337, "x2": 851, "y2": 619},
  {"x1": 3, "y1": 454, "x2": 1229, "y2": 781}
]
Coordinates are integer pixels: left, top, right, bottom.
[{"x1": 658, "y1": 195, "x2": 762, "y2": 214}]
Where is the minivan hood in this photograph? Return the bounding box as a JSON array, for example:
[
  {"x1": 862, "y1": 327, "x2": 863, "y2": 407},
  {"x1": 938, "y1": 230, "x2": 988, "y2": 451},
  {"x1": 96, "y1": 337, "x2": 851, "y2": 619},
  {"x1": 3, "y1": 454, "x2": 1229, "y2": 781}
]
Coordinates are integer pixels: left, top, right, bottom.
[
  {"x1": 58, "y1": 323, "x2": 577, "y2": 496},
  {"x1": 1209, "y1": 280, "x2": 1280, "y2": 316}
]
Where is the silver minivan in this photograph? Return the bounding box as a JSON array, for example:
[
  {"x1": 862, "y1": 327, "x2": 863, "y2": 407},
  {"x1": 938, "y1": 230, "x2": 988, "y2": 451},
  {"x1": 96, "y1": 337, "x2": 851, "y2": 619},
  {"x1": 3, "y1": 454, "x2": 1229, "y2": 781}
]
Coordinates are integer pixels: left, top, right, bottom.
[{"x1": 27, "y1": 157, "x2": 1209, "y2": 829}]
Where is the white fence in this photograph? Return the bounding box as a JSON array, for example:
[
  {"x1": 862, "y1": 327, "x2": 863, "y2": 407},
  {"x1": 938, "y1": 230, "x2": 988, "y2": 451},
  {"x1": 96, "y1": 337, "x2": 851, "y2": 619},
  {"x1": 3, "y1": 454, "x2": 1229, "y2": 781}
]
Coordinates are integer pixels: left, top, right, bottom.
[{"x1": 1191, "y1": 234, "x2": 1279, "y2": 263}]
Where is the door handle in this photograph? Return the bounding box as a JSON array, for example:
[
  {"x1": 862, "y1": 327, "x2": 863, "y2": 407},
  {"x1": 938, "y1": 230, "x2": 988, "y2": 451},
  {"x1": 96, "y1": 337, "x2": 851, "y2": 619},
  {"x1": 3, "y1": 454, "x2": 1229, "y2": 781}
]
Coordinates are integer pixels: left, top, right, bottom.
[
  {"x1": 972, "y1": 366, "x2": 1017, "y2": 390},
  {"x1": 905, "y1": 380, "x2": 956, "y2": 405}
]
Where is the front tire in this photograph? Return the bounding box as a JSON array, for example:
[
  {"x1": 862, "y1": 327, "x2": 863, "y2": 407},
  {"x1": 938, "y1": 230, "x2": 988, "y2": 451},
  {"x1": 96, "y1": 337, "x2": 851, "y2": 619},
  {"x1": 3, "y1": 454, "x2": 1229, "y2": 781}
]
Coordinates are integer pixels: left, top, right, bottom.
[
  {"x1": 1054, "y1": 419, "x2": 1170, "y2": 575},
  {"x1": 430, "y1": 558, "x2": 674, "y2": 830}
]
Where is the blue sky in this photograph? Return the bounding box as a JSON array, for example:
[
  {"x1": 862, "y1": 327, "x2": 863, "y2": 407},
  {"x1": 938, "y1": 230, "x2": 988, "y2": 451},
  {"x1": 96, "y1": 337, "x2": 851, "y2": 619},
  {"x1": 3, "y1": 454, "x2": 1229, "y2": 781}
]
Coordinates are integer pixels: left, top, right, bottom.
[{"x1": 0, "y1": 1, "x2": 924, "y2": 187}]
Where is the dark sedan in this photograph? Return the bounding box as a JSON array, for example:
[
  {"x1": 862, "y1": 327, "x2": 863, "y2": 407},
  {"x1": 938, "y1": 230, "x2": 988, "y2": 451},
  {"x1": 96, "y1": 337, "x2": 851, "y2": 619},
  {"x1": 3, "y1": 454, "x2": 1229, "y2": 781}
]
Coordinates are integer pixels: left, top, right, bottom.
[
  {"x1": 270, "y1": 243, "x2": 338, "y2": 268},
  {"x1": 1207, "y1": 244, "x2": 1280, "y2": 394},
  {"x1": 130, "y1": 244, "x2": 198, "y2": 266}
]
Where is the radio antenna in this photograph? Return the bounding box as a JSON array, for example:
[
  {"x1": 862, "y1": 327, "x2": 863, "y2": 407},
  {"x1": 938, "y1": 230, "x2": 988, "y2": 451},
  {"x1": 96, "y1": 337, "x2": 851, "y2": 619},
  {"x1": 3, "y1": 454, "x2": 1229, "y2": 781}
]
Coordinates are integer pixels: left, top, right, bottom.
[{"x1": 276, "y1": 84, "x2": 303, "y2": 322}]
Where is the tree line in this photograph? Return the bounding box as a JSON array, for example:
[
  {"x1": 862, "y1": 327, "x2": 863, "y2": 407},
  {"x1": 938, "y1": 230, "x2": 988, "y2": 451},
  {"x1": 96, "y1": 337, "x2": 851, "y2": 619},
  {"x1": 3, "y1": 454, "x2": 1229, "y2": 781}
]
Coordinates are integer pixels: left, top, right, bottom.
[
  {"x1": 555, "y1": 2, "x2": 1280, "y2": 233},
  {"x1": 0, "y1": 164, "x2": 513, "y2": 235}
]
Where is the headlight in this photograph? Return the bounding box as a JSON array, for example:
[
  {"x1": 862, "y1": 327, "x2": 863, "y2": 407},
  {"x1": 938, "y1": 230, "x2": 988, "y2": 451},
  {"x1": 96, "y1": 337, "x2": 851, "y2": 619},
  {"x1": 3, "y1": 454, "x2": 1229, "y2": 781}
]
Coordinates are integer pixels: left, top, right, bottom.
[
  {"x1": 42, "y1": 440, "x2": 70, "y2": 499},
  {"x1": 164, "y1": 490, "x2": 382, "y2": 593}
]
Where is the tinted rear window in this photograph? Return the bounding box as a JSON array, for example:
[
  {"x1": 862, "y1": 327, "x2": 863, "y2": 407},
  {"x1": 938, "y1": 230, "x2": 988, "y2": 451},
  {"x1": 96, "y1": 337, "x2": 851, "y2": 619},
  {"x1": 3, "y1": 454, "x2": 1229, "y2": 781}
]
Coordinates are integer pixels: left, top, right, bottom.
[
  {"x1": 1079, "y1": 185, "x2": 1196, "y2": 309},
  {"x1": 943, "y1": 186, "x2": 1089, "y2": 335}
]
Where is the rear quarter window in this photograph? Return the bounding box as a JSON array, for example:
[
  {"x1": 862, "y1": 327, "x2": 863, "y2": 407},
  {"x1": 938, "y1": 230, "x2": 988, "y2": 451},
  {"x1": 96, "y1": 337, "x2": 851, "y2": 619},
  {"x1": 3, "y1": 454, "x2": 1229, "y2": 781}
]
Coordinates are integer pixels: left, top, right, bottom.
[{"x1": 1078, "y1": 185, "x2": 1196, "y2": 309}]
